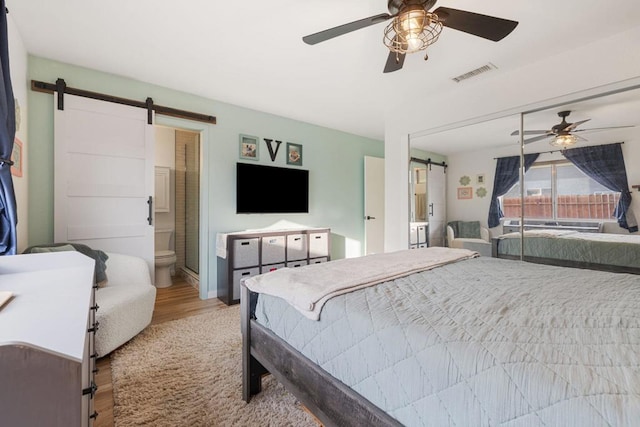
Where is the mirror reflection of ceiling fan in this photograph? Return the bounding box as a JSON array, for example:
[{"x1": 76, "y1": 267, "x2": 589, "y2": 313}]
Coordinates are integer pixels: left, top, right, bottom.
[
  {"x1": 511, "y1": 110, "x2": 636, "y2": 147},
  {"x1": 302, "y1": 0, "x2": 518, "y2": 73}
]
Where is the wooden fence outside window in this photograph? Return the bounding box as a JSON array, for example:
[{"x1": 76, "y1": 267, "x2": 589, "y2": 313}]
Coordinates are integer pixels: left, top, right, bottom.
[{"x1": 503, "y1": 193, "x2": 620, "y2": 219}]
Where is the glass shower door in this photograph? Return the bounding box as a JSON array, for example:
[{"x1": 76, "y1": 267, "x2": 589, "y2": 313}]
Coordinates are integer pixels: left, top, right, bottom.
[{"x1": 184, "y1": 135, "x2": 200, "y2": 274}]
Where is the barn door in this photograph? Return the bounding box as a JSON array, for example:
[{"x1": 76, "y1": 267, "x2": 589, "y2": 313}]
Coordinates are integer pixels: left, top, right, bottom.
[
  {"x1": 54, "y1": 94, "x2": 155, "y2": 276},
  {"x1": 427, "y1": 164, "x2": 446, "y2": 247}
]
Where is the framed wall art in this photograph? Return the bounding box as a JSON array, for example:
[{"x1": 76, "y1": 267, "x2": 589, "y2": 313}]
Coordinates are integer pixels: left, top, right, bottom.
[
  {"x1": 459, "y1": 175, "x2": 471, "y2": 186},
  {"x1": 239, "y1": 134, "x2": 259, "y2": 160},
  {"x1": 286, "y1": 143, "x2": 303, "y2": 166},
  {"x1": 11, "y1": 138, "x2": 22, "y2": 177},
  {"x1": 457, "y1": 187, "x2": 472, "y2": 200}
]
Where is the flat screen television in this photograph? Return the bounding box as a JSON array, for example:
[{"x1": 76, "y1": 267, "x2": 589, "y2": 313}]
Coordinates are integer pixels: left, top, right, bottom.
[{"x1": 236, "y1": 162, "x2": 309, "y2": 214}]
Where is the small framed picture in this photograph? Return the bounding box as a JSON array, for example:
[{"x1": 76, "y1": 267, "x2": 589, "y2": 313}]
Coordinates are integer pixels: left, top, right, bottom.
[
  {"x1": 239, "y1": 134, "x2": 259, "y2": 160},
  {"x1": 11, "y1": 138, "x2": 22, "y2": 177},
  {"x1": 457, "y1": 187, "x2": 473, "y2": 200},
  {"x1": 477, "y1": 174, "x2": 486, "y2": 185},
  {"x1": 286, "y1": 143, "x2": 303, "y2": 166}
]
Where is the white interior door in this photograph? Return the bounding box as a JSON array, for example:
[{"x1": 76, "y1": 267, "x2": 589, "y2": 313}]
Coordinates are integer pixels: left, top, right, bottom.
[
  {"x1": 54, "y1": 94, "x2": 155, "y2": 276},
  {"x1": 364, "y1": 156, "x2": 385, "y2": 255},
  {"x1": 427, "y1": 165, "x2": 446, "y2": 247}
]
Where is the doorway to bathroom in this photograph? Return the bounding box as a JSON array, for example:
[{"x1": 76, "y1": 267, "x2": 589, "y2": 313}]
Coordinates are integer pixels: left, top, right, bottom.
[{"x1": 155, "y1": 126, "x2": 201, "y2": 289}]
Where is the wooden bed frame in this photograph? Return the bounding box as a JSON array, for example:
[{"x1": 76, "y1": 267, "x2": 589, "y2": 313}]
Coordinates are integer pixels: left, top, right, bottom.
[
  {"x1": 491, "y1": 237, "x2": 640, "y2": 275},
  {"x1": 240, "y1": 285, "x2": 402, "y2": 427}
]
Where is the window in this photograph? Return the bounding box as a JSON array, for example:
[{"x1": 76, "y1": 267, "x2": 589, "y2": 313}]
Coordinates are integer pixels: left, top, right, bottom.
[{"x1": 502, "y1": 161, "x2": 620, "y2": 220}]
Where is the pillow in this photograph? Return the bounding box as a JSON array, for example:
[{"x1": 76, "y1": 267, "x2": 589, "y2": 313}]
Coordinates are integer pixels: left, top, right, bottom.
[
  {"x1": 30, "y1": 244, "x2": 76, "y2": 253},
  {"x1": 23, "y1": 243, "x2": 109, "y2": 284},
  {"x1": 459, "y1": 221, "x2": 481, "y2": 239},
  {"x1": 448, "y1": 221, "x2": 482, "y2": 239}
]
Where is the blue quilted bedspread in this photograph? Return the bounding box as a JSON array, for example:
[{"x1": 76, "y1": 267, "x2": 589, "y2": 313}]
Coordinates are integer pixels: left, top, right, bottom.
[{"x1": 255, "y1": 256, "x2": 640, "y2": 426}]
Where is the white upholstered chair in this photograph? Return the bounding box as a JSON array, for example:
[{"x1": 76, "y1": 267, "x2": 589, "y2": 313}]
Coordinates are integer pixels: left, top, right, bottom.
[
  {"x1": 95, "y1": 252, "x2": 156, "y2": 356},
  {"x1": 447, "y1": 223, "x2": 491, "y2": 256}
]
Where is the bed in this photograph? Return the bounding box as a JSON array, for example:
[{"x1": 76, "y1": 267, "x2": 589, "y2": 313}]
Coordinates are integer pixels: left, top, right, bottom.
[
  {"x1": 241, "y1": 247, "x2": 640, "y2": 426},
  {"x1": 492, "y1": 230, "x2": 640, "y2": 274}
]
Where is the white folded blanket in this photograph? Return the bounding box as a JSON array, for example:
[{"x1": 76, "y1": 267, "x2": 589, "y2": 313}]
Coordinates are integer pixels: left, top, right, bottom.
[{"x1": 244, "y1": 247, "x2": 478, "y2": 320}]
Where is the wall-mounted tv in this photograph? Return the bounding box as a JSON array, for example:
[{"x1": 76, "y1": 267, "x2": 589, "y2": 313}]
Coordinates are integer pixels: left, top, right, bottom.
[{"x1": 236, "y1": 162, "x2": 309, "y2": 214}]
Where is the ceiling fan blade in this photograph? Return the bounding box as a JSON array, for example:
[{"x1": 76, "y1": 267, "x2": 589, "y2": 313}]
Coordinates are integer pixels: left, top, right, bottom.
[
  {"x1": 524, "y1": 134, "x2": 553, "y2": 144},
  {"x1": 433, "y1": 7, "x2": 518, "y2": 41},
  {"x1": 572, "y1": 125, "x2": 635, "y2": 133},
  {"x1": 511, "y1": 130, "x2": 551, "y2": 136},
  {"x1": 564, "y1": 118, "x2": 591, "y2": 131},
  {"x1": 302, "y1": 13, "x2": 393, "y2": 45},
  {"x1": 383, "y1": 50, "x2": 405, "y2": 73}
]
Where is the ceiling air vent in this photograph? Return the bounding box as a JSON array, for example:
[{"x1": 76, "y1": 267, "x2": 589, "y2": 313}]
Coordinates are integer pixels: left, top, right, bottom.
[{"x1": 452, "y1": 63, "x2": 497, "y2": 83}]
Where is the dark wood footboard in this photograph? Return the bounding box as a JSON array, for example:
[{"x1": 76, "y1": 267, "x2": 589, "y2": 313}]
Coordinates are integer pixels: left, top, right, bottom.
[{"x1": 241, "y1": 284, "x2": 402, "y2": 427}]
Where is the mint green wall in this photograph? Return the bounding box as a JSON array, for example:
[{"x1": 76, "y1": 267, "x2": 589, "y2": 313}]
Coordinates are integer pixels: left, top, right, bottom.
[{"x1": 28, "y1": 56, "x2": 383, "y2": 298}]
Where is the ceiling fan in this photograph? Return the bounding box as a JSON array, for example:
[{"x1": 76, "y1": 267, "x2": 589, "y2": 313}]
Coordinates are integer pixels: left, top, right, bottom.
[
  {"x1": 302, "y1": 0, "x2": 519, "y2": 73},
  {"x1": 511, "y1": 110, "x2": 635, "y2": 147}
]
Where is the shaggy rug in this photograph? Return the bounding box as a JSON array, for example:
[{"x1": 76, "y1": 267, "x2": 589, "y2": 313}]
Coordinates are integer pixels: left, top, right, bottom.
[{"x1": 111, "y1": 305, "x2": 318, "y2": 426}]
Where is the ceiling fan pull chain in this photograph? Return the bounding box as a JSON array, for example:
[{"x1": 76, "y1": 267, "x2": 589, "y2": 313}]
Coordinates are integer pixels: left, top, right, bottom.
[{"x1": 424, "y1": 52, "x2": 429, "y2": 61}]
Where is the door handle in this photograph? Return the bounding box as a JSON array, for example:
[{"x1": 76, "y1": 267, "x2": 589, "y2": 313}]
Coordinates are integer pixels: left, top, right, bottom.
[
  {"x1": 428, "y1": 203, "x2": 434, "y2": 217},
  {"x1": 147, "y1": 196, "x2": 153, "y2": 225},
  {"x1": 365, "y1": 215, "x2": 376, "y2": 220}
]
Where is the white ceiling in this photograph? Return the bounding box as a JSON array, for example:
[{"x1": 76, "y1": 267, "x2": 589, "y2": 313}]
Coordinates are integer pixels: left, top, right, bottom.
[{"x1": 8, "y1": 0, "x2": 640, "y2": 142}]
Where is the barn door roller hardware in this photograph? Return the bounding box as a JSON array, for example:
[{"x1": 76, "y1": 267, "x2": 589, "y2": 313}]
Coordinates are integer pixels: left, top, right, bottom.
[{"x1": 32, "y1": 78, "x2": 217, "y2": 125}]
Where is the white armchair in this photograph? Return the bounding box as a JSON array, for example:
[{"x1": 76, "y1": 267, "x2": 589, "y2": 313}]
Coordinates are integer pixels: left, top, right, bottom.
[
  {"x1": 447, "y1": 222, "x2": 491, "y2": 256},
  {"x1": 95, "y1": 252, "x2": 156, "y2": 356}
]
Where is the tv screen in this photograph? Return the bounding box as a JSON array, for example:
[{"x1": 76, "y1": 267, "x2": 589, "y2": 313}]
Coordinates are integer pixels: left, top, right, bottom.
[{"x1": 236, "y1": 163, "x2": 309, "y2": 214}]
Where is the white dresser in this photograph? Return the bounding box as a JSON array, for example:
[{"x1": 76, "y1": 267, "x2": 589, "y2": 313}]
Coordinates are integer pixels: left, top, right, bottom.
[{"x1": 0, "y1": 252, "x2": 97, "y2": 426}]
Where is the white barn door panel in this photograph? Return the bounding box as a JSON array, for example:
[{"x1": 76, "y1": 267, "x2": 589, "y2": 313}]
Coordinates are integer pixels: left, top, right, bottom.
[
  {"x1": 54, "y1": 94, "x2": 155, "y2": 276},
  {"x1": 427, "y1": 165, "x2": 446, "y2": 247}
]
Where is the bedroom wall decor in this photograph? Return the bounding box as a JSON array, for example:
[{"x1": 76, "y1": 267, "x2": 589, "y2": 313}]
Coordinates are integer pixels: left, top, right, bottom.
[
  {"x1": 457, "y1": 187, "x2": 472, "y2": 200},
  {"x1": 263, "y1": 138, "x2": 282, "y2": 161},
  {"x1": 477, "y1": 174, "x2": 485, "y2": 184},
  {"x1": 287, "y1": 143, "x2": 303, "y2": 166},
  {"x1": 239, "y1": 134, "x2": 259, "y2": 160},
  {"x1": 11, "y1": 138, "x2": 22, "y2": 177},
  {"x1": 459, "y1": 175, "x2": 470, "y2": 186},
  {"x1": 476, "y1": 187, "x2": 487, "y2": 198}
]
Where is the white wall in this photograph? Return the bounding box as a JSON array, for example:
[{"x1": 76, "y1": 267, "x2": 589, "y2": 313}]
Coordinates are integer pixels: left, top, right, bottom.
[
  {"x1": 445, "y1": 149, "x2": 498, "y2": 232},
  {"x1": 8, "y1": 14, "x2": 28, "y2": 251},
  {"x1": 385, "y1": 26, "x2": 640, "y2": 251}
]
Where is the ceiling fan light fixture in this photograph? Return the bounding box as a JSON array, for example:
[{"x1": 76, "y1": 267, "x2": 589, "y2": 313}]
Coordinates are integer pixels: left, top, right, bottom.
[
  {"x1": 383, "y1": 8, "x2": 442, "y2": 54},
  {"x1": 550, "y1": 133, "x2": 578, "y2": 148}
]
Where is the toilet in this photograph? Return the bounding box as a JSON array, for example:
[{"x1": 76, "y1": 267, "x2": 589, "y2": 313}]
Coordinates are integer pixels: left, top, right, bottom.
[{"x1": 155, "y1": 229, "x2": 177, "y2": 288}]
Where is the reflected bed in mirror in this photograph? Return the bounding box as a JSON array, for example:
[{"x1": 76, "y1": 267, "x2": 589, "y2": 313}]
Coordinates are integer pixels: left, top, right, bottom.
[{"x1": 408, "y1": 83, "x2": 640, "y2": 270}]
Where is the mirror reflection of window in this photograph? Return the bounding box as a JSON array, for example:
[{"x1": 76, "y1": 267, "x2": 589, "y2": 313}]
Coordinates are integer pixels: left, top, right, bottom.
[{"x1": 501, "y1": 161, "x2": 620, "y2": 220}]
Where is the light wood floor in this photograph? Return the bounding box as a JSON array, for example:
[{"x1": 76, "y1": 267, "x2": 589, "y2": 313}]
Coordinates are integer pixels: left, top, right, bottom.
[{"x1": 94, "y1": 277, "x2": 224, "y2": 427}]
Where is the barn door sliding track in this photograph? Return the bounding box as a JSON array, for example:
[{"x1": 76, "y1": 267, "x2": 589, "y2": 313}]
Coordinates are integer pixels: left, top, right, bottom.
[{"x1": 31, "y1": 78, "x2": 217, "y2": 125}]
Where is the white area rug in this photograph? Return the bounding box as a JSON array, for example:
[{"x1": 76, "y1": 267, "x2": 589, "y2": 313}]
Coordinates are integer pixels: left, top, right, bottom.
[{"x1": 111, "y1": 305, "x2": 317, "y2": 426}]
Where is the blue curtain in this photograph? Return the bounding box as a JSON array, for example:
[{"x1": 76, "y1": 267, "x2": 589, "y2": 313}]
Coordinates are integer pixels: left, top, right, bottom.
[
  {"x1": 563, "y1": 143, "x2": 638, "y2": 233},
  {"x1": 487, "y1": 153, "x2": 539, "y2": 228},
  {"x1": 0, "y1": 1, "x2": 17, "y2": 255}
]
